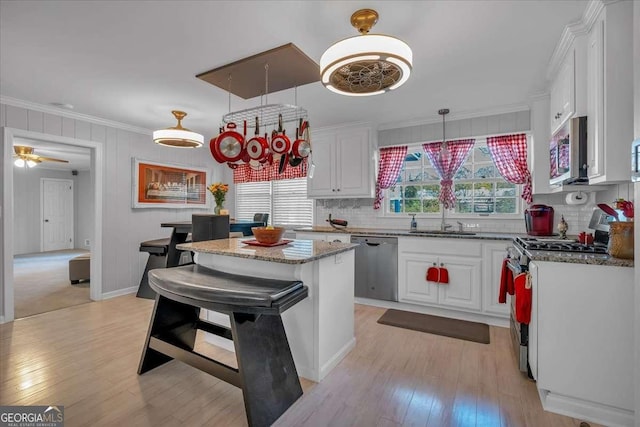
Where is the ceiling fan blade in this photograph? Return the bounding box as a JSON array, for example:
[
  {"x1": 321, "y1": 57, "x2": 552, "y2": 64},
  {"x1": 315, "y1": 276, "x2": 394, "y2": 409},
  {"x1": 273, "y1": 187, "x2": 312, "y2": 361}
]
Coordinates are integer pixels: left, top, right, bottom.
[{"x1": 36, "y1": 156, "x2": 69, "y2": 163}]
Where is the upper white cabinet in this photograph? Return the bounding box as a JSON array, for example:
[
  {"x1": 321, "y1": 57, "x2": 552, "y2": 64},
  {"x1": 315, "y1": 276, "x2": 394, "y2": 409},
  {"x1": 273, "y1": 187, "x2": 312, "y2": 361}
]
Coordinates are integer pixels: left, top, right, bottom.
[
  {"x1": 307, "y1": 125, "x2": 374, "y2": 198},
  {"x1": 586, "y1": 1, "x2": 633, "y2": 184},
  {"x1": 549, "y1": 50, "x2": 575, "y2": 134}
]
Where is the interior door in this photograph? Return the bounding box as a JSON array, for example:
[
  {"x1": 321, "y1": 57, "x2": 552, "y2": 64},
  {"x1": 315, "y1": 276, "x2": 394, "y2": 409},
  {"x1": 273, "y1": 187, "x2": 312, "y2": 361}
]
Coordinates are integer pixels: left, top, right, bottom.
[{"x1": 42, "y1": 178, "x2": 74, "y2": 251}]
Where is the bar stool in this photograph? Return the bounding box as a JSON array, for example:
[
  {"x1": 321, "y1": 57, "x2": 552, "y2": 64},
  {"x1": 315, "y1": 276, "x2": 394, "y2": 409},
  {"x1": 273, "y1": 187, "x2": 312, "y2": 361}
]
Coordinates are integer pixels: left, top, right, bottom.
[
  {"x1": 138, "y1": 264, "x2": 308, "y2": 427},
  {"x1": 137, "y1": 238, "x2": 170, "y2": 299}
]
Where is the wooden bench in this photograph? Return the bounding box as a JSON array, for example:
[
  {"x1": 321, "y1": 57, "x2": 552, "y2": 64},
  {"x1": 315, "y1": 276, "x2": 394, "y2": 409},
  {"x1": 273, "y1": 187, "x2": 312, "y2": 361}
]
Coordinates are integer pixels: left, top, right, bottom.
[{"x1": 138, "y1": 264, "x2": 308, "y2": 427}]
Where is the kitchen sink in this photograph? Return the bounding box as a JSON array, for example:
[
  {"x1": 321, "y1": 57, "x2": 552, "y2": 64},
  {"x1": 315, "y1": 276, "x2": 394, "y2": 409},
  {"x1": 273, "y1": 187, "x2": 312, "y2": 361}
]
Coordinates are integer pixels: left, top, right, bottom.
[{"x1": 409, "y1": 230, "x2": 477, "y2": 236}]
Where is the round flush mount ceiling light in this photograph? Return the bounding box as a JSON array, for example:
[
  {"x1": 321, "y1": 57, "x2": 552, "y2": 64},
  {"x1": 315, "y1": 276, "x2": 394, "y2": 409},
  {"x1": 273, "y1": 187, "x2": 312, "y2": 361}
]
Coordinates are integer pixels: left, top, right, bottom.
[
  {"x1": 153, "y1": 110, "x2": 204, "y2": 148},
  {"x1": 320, "y1": 9, "x2": 413, "y2": 97}
]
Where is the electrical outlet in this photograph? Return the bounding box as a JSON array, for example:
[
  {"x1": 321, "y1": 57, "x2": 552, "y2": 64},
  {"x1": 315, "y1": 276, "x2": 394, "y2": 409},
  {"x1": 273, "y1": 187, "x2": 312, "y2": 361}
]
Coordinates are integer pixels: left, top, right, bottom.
[{"x1": 84, "y1": 239, "x2": 90, "y2": 246}]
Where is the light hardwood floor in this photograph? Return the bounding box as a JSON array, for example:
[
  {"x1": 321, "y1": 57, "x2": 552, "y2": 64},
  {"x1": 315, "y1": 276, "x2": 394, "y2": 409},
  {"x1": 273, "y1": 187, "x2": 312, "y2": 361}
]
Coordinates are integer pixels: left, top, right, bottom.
[
  {"x1": 13, "y1": 249, "x2": 91, "y2": 319},
  {"x1": 0, "y1": 295, "x2": 599, "y2": 427}
]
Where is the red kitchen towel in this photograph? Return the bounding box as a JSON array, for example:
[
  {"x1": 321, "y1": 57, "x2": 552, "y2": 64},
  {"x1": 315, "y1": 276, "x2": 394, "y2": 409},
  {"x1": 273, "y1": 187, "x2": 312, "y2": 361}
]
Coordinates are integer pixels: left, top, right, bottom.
[
  {"x1": 498, "y1": 258, "x2": 514, "y2": 303},
  {"x1": 438, "y1": 267, "x2": 449, "y2": 284},
  {"x1": 514, "y1": 272, "x2": 532, "y2": 324}
]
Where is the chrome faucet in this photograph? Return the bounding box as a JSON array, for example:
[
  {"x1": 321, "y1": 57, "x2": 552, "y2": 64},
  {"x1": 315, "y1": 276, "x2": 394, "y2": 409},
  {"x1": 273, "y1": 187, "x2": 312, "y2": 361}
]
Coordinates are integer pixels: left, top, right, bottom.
[
  {"x1": 457, "y1": 221, "x2": 464, "y2": 232},
  {"x1": 440, "y1": 208, "x2": 452, "y2": 231}
]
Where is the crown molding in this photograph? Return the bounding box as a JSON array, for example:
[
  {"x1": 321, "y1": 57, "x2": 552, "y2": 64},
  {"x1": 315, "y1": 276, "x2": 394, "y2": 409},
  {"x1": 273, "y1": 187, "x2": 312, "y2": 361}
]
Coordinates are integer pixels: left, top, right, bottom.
[
  {"x1": 546, "y1": 0, "x2": 606, "y2": 81},
  {"x1": 0, "y1": 95, "x2": 152, "y2": 135},
  {"x1": 377, "y1": 103, "x2": 530, "y2": 132},
  {"x1": 529, "y1": 92, "x2": 551, "y2": 103}
]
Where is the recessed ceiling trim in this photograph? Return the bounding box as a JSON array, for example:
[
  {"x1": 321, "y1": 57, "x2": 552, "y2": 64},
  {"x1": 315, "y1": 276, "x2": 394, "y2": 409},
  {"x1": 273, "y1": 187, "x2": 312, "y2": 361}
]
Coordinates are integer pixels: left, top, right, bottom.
[{"x1": 196, "y1": 43, "x2": 320, "y2": 100}]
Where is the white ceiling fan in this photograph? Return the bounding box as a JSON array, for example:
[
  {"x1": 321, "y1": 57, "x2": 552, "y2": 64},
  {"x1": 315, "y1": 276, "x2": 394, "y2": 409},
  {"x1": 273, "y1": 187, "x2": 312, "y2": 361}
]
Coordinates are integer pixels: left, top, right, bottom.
[{"x1": 13, "y1": 145, "x2": 69, "y2": 168}]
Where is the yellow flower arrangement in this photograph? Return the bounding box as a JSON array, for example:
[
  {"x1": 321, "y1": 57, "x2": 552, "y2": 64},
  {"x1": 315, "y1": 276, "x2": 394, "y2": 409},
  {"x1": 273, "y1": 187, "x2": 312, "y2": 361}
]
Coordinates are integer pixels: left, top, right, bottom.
[{"x1": 207, "y1": 182, "x2": 229, "y2": 207}]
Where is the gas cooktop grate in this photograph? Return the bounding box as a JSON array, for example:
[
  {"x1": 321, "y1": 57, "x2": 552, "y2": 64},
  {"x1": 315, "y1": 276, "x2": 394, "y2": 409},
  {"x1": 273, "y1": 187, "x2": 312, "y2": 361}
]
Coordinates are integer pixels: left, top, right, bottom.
[{"x1": 514, "y1": 237, "x2": 608, "y2": 254}]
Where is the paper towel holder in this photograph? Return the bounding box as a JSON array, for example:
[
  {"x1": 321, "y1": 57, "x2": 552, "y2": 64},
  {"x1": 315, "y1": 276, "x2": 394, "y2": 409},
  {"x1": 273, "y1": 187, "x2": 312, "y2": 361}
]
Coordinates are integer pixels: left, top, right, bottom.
[{"x1": 565, "y1": 191, "x2": 589, "y2": 205}]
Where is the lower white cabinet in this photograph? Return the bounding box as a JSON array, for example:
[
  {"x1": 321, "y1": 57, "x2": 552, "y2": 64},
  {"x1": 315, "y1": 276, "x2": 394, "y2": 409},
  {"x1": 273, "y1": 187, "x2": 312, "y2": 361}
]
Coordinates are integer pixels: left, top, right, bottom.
[
  {"x1": 295, "y1": 232, "x2": 324, "y2": 241},
  {"x1": 399, "y1": 254, "x2": 481, "y2": 311},
  {"x1": 531, "y1": 260, "x2": 634, "y2": 425},
  {"x1": 295, "y1": 232, "x2": 350, "y2": 243},
  {"x1": 398, "y1": 237, "x2": 510, "y2": 318},
  {"x1": 482, "y1": 242, "x2": 511, "y2": 317}
]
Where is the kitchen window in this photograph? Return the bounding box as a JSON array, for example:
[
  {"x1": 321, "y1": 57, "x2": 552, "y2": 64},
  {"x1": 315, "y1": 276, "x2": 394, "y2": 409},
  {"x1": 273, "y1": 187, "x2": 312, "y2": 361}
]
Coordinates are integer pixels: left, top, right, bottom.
[
  {"x1": 386, "y1": 139, "x2": 520, "y2": 216},
  {"x1": 235, "y1": 178, "x2": 313, "y2": 227}
]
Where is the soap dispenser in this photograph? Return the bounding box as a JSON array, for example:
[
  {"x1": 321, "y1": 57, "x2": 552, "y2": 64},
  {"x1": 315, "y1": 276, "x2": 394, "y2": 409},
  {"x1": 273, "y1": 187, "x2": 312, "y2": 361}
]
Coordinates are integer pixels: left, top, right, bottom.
[{"x1": 410, "y1": 214, "x2": 417, "y2": 231}]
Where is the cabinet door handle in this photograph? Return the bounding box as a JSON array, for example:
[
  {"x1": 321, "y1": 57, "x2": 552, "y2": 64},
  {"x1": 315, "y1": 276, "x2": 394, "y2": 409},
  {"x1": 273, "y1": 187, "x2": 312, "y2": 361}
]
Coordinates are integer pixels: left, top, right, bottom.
[
  {"x1": 336, "y1": 189, "x2": 340, "y2": 192},
  {"x1": 440, "y1": 262, "x2": 445, "y2": 266},
  {"x1": 332, "y1": 189, "x2": 336, "y2": 192}
]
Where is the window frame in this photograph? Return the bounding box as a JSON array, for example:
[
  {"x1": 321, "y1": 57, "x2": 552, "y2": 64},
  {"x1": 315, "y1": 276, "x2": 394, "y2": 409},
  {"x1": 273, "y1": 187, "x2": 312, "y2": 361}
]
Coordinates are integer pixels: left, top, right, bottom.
[{"x1": 382, "y1": 137, "x2": 525, "y2": 219}]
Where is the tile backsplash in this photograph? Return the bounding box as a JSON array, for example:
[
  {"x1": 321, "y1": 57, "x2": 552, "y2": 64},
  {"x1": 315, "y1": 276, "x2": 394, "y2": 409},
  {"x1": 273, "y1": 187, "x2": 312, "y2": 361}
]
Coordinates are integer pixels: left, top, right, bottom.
[{"x1": 314, "y1": 183, "x2": 634, "y2": 235}]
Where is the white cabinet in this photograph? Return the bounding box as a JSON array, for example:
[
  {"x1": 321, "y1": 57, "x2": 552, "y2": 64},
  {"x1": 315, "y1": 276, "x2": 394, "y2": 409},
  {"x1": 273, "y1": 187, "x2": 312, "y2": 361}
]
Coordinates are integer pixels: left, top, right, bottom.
[
  {"x1": 586, "y1": 1, "x2": 634, "y2": 184},
  {"x1": 399, "y1": 253, "x2": 481, "y2": 311},
  {"x1": 532, "y1": 260, "x2": 634, "y2": 425},
  {"x1": 549, "y1": 50, "x2": 575, "y2": 135},
  {"x1": 324, "y1": 233, "x2": 350, "y2": 243},
  {"x1": 398, "y1": 237, "x2": 510, "y2": 318},
  {"x1": 295, "y1": 232, "x2": 350, "y2": 243},
  {"x1": 295, "y1": 232, "x2": 325, "y2": 241},
  {"x1": 398, "y1": 238, "x2": 483, "y2": 312},
  {"x1": 307, "y1": 126, "x2": 374, "y2": 198},
  {"x1": 481, "y1": 242, "x2": 511, "y2": 317}
]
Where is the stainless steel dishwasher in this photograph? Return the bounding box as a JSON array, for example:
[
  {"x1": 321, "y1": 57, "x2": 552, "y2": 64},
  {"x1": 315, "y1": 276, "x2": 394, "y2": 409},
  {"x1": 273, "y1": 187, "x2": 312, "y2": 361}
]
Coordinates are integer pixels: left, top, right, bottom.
[{"x1": 350, "y1": 235, "x2": 398, "y2": 301}]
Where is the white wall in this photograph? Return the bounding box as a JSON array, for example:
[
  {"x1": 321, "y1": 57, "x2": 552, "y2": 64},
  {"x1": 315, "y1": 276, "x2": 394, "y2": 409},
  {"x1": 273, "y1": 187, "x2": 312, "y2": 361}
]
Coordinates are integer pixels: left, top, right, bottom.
[
  {"x1": 378, "y1": 110, "x2": 531, "y2": 147},
  {"x1": 75, "y1": 170, "x2": 93, "y2": 251},
  {"x1": 0, "y1": 102, "x2": 225, "y2": 309},
  {"x1": 12, "y1": 167, "x2": 92, "y2": 254}
]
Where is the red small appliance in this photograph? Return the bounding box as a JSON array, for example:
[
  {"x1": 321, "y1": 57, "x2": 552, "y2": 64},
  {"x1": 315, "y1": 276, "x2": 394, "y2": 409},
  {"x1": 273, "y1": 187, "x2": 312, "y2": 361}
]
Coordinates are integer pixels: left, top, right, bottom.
[{"x1": 524, "y1": 204, "x2": 554, "y2": 236}]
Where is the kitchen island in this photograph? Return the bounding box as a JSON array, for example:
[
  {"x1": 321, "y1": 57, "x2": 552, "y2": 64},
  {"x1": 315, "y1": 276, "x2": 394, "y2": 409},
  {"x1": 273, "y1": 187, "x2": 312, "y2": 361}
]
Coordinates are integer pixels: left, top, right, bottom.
[{"x1": 176, "y1": 238, "x2": 357, "y2": 382}]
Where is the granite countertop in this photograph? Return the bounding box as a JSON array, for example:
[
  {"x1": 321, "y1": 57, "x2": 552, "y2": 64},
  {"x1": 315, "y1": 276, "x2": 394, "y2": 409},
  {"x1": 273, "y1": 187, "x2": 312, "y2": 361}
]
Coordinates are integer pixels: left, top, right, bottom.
[
  {"x1": 177, "y1": 238, "x2": 357, "y2": 265},
  {"x1": 294, "y1": 226, "x2": 635, "y2": 267},
  {"x1": 294, "y1": 226, "x2": 522, "y2": 241},
  {"x1": 524, "y1": 248, "x2": 634, "y2": 268}
]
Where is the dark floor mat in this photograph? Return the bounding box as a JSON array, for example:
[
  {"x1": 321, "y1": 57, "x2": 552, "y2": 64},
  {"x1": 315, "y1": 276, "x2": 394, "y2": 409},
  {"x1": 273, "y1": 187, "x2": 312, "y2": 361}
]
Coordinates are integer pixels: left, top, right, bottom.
[{"x1": 377, "y1": 309, "x2": 490, "y2": 344}]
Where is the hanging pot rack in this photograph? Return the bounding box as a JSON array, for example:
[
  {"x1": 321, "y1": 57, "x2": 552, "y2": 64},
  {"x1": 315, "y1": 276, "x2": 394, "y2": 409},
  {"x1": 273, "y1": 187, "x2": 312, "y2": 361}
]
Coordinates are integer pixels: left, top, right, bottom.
[
  {"x1": 222, "y1": 104, "x2": 307, "y2": 129},
  {"x1": 209, "y1": 58, "x2": 312, "y2": 172}
]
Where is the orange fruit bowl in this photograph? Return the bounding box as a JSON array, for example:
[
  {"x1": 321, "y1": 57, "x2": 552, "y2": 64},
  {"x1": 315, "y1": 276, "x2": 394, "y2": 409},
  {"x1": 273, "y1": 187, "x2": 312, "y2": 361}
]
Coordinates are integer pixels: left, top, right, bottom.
[{"x1": 251, "y1": 227, "x2": 285, "y2": 244}]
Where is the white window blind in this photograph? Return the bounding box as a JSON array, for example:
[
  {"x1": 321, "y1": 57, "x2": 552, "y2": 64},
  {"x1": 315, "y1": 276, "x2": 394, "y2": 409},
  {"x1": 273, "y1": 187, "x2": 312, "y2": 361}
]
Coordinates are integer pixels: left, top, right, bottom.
[{"x1": 235, "y1": 178, "x2": 313, "y2": 227}]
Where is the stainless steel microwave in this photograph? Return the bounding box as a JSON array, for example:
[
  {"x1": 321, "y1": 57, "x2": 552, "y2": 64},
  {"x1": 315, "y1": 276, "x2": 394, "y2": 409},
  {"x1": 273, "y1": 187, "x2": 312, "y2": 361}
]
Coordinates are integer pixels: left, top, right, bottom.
[{"x1": 549, "y1": 116, "x2": 588, "y2": 186}]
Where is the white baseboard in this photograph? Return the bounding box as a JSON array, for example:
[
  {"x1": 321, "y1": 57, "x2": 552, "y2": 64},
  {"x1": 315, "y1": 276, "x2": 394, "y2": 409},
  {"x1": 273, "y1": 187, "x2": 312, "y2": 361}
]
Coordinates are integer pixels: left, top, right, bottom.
[
  {"x1": 354, "y1": 297, "x2": 510, "y2": 328},
  {"x1": 318, "y1": 337, "x2": 356, "y2": 381},
  {"x1": 539, "y1": 388, "x2": 635, "y2": 427},
  {"x1": 100, "y1": 286, "x2": 138, "y2": 300}
]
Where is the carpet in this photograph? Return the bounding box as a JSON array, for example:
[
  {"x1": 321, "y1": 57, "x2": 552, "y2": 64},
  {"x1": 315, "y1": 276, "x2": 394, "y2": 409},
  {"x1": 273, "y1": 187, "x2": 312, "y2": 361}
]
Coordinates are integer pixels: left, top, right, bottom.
[
  {"x1": 13, "y1": 249, "x2": 91, "y2": 319},
  {"x1": 377, "y1": 309, "x2": 490, "y2": 344}
]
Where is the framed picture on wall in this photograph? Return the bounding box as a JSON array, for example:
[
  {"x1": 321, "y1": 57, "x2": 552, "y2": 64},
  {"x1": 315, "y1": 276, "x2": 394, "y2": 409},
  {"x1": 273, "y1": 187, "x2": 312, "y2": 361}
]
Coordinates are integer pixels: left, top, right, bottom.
[{"x1": 132, "y1": 158, "x2": 209, "y2": 208}]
